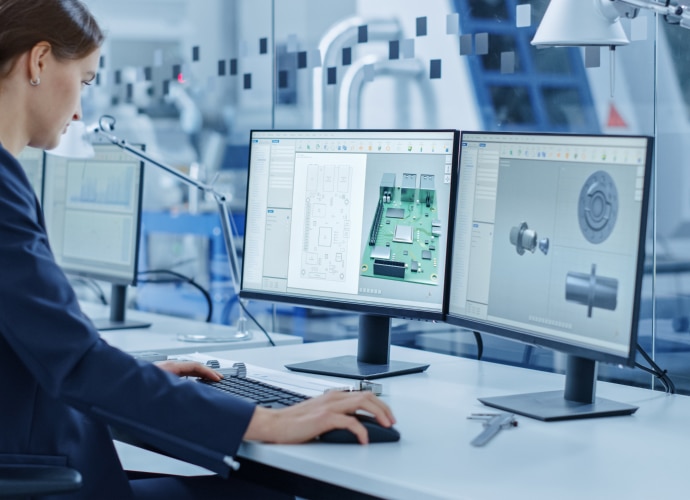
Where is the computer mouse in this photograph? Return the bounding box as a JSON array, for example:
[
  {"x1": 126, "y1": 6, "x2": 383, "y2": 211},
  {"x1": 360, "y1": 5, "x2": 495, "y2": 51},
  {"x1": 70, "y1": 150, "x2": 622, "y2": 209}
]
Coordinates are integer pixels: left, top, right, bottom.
[{"x1": 319, "y1": 414, "x2": 400, "y2": 443}]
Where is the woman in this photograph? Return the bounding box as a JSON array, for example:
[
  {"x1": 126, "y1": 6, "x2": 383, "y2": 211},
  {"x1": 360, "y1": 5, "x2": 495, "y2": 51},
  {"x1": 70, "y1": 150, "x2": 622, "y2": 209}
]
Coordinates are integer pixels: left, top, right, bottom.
[{"x1": 0, "y1": 1, "x2": 395, "y2": 498}]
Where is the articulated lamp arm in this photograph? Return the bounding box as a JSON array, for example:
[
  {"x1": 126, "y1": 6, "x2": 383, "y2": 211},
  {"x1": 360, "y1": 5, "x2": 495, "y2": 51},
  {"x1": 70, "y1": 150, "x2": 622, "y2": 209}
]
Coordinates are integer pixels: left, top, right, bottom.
[
  {"x1": 612, "y1": 0, "x2": 690, "y2": 27},
  {"x1": 92, "y1": 115, "x2": 242, "y2": 297}
]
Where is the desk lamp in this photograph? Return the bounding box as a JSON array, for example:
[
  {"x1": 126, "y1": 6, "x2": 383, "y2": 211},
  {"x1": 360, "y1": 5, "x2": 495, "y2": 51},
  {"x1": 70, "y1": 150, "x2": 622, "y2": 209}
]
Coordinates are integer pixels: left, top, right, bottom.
[
  {"x1": 48, "y1": 116, "x2": 252, "y2": 343},
  {"x1": 532, "y1": 0, "x2": 690, "y2": 95},
  {"x1": 533, "y1": 0, "x2": 690, "y2": 47}
]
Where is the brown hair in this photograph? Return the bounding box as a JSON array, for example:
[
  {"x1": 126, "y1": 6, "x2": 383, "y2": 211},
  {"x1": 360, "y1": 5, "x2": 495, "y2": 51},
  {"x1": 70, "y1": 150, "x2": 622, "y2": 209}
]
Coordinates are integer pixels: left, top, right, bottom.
[{"x1": 0, "y1": 0, "x2": 103, "y2": 77}]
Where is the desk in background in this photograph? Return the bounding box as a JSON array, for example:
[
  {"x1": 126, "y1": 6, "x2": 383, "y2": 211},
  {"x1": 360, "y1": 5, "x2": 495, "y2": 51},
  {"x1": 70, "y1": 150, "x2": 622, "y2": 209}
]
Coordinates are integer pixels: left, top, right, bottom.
[
  {"x1": 117, "y1": 340, "x2": 690, "y2": 500},
  {"x1": 80, "y1": 301, "x2": 301, "y2": 355}
]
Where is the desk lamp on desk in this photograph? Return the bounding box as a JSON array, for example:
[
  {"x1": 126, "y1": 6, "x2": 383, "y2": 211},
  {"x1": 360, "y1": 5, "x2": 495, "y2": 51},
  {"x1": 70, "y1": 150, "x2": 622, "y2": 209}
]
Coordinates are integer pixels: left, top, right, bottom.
[
  {"x1": 446, "y1": 131, "x2": 654, "y2": 421},
  {"x1": 49, "y1": 116, "x2": 252, "y2": 343}
]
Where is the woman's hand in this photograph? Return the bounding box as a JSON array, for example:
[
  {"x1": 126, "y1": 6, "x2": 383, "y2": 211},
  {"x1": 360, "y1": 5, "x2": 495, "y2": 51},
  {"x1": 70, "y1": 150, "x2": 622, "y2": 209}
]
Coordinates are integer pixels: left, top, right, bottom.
[
  {"x1": 243, "y1": 390, "x2": 396, "y2": 445},
  {"x1": 154, "y1": 360, "x2": 222, "y2": 381}
]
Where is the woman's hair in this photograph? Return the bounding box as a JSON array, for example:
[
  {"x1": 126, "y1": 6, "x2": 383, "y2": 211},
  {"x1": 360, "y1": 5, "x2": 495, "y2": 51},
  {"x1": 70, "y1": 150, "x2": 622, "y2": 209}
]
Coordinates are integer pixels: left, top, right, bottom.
[{"x1": 0, "y1": 0, "x2": 103, "y2": 77}]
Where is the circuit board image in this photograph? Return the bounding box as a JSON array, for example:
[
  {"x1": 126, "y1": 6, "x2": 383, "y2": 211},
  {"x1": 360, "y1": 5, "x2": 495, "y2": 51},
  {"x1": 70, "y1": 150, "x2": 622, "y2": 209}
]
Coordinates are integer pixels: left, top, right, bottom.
[{"x1": 360, "y1": 172, "x2": 441, "y2": 286}]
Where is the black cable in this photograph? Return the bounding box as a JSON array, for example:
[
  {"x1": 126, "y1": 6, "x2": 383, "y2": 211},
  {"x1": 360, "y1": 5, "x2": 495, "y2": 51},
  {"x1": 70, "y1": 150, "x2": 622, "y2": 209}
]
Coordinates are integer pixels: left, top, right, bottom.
[
  {"x1": 137, "y1": 269, "x2": 213, "y2": 323},
  {"x1": 220, "y1": 296, "x2": 276, "y2": 346},
  {"x1": 239, "y1": 300, "x2": 276, "y2": 347},
  {"x1": 472, "y1": 331, "x2": 483, "y2": 361},
  {"x1": 70, "y1": 277, "x2": 108, "y2": 304},
  {"x1": 636, "y1": 343, "x2": 676, "y2": 394}
]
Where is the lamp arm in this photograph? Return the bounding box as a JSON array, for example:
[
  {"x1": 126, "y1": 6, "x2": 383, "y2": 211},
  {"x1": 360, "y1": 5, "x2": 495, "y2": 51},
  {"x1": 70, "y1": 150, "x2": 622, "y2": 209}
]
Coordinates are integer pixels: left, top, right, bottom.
[
  {"x1": 92, "y1": 116, "x2": 242, "y2": 296},
  {"x1": 613, "y1": 0, "x2": 690, "y2": 26},
  {"x1": 214, "y1": 192, "x2": 242, "y2": 296},
  {"x1": 93, "y1": 128, "x2": 210, "y2": 193}
]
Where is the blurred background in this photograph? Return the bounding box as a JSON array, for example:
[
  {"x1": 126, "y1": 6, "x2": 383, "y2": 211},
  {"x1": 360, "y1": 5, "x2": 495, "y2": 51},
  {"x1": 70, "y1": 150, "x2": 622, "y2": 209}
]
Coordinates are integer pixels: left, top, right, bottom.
[{"x1": 77, "y1": 0, "x2": 690, "y2": 393}]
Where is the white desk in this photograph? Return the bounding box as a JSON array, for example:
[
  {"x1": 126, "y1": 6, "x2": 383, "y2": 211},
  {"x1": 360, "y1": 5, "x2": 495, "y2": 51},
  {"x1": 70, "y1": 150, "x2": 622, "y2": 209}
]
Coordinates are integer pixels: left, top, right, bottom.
[
  {"x1": 118, "y1": 340, "x2": 688, "y2": 499},
  {"x1": 80, "y1": 302, "x2": 301, "y2": 355}
]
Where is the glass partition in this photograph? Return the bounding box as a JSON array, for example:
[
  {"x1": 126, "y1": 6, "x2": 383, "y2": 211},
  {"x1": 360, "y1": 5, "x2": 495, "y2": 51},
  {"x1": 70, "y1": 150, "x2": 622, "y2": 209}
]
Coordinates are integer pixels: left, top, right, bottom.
[{"x1": 78, "y1": 0, "x2": 690, "y2": 394}]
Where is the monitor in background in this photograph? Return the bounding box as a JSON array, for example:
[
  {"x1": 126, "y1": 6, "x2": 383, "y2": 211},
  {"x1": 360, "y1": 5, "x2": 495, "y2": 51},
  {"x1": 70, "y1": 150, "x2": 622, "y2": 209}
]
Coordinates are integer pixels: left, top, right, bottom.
[
  {"x1": 17, "y1": 146, "x2": 45, "y2": 200},
  {"x1": 43, "y1": 144, "x2": 149, "y2": 331},
  {"x1": 241, "y1": 129, "x2": 459, "y2": 379},
  {"x1": 447, "y1": 131, "x2": 653, "y2": 421}
]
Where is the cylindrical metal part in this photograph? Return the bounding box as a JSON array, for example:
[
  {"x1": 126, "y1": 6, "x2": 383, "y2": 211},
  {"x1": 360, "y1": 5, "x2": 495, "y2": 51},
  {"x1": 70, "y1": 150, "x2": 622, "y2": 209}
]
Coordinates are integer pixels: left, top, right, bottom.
[
  {"x1": 566, "y1": 266, "x2": 618, "y2": 317},
  {"x1": 509, "y1": 222, "x2": 538, "y2": 255}
]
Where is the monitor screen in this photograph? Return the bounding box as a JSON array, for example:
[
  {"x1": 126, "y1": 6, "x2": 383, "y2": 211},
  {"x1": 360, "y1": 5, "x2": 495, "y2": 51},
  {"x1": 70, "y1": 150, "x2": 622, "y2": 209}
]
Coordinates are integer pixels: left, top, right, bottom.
[
  {"x1": 241, "y1": 129, "x2": 459, "y2": 378},
  {"x1": 447, "y1": 131, "x2": 653, "y2": 420},
  {"x1": 43, "y1": 144, "x2": 148, "y2": 330},
  {"x1": 16, "y1": 146, "x2": 45, "y2": 200}
]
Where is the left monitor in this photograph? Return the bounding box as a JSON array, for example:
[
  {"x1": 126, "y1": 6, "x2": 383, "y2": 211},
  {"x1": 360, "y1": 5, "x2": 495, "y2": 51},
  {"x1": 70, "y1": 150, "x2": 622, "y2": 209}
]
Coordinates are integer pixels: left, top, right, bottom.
[
  {"x1": 241, "y1": 129, "x2": 459, "y2": 379},
  {"x1": 43, "y1": 143, "x2": 149, "y2": 331}
]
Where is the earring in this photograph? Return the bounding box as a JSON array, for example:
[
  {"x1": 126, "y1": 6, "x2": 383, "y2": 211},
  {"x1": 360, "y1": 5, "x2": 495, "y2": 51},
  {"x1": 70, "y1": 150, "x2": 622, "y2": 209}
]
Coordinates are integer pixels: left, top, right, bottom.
[{"x1": 30, "y1": 77, "x2": 41, "y2": 86}]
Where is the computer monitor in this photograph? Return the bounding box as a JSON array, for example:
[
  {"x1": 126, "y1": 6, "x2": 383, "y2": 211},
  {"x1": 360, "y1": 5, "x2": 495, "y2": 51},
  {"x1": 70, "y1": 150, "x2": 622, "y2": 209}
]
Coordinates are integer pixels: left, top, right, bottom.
[
  {"x1": 17, "y1": 146, "x2": 45, "y2": 200},
  {"x1": 241, "y1": 129, "x2": 460, "y2": 379},
  {"x1": 43, "y1": 143, "x2": 149, "y2": 331},
  {"x1": 447, "y1": 131, "x2": 653, "y2": 421}
]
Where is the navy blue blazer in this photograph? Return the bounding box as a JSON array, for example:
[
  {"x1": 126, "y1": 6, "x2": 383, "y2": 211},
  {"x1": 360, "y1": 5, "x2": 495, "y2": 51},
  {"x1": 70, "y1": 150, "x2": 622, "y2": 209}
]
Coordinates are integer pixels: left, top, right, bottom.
[{"x1": 0, "y1": 145, "x2": 256, "y2": 498}]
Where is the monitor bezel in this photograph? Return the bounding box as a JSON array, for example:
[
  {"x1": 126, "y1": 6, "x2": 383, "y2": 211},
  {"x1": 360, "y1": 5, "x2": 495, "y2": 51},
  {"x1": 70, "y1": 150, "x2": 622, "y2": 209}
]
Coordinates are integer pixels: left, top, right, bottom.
[
  {"x1": 445, "y1": 131, "x2": 654, "y2": 368},
  {"x1": 239, "y1": 128, "x2": 461, "y2": 323}
]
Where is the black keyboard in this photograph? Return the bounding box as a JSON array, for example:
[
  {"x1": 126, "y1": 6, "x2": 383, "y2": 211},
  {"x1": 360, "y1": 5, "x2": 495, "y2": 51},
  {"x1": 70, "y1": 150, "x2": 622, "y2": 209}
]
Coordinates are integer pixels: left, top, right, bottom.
[{"x1": 200, "y1": 368, "x2": 310, "y2": 409}]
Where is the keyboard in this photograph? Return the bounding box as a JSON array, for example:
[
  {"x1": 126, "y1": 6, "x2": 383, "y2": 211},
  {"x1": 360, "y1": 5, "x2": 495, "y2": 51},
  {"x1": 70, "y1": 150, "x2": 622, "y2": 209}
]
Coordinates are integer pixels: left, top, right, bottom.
[{"x1": 200, "y1": 363, "x2": 311, "y2": 409}]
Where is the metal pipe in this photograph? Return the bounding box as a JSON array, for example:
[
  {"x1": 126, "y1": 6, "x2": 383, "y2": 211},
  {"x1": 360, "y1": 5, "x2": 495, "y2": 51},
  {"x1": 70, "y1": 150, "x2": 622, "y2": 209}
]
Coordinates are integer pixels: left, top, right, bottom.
[
  {"x1": 338, "y1": 57, "x2": 437, "y2": 129},
  {"x1": 313, "y1": 17, "x2": 401, "y2": 129}
]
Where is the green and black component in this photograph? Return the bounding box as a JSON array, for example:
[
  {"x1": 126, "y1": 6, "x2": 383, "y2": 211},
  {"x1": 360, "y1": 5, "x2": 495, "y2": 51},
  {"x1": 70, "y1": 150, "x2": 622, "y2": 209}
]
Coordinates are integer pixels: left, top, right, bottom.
[
  {"x1": 373, "y1": 259, "x2": 406, "y2": 279},
  {"x1": 361, "y1": 172, "x2": 440, "y2": 286},
  {"x1": 368, "y1": 199, "x2": 384, "y2": 246}
]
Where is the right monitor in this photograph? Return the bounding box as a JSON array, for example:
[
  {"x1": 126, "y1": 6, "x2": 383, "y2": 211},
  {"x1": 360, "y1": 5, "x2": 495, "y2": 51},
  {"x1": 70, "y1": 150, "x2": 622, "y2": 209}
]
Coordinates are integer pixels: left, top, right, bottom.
[{"x1": 447, "y1": 131, "x2": 653, "y2": 421}]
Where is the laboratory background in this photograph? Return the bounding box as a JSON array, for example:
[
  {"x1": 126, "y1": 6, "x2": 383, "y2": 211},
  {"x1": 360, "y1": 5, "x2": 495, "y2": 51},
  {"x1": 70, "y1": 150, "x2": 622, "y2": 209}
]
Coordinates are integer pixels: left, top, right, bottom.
[{"x1": 74, "y1": 0, "x2": 690, "y2": 394}]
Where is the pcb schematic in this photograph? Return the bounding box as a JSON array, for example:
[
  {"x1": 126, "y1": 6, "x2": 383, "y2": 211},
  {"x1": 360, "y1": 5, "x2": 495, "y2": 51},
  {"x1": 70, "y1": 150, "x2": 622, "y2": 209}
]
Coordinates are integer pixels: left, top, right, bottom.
[{"x1": 297, "y1": 163, "x2": 353, "y2": 283}]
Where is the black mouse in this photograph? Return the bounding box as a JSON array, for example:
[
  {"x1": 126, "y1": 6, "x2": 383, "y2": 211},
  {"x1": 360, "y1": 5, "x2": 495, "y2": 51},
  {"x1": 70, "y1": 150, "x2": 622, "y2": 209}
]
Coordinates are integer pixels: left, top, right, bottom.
[{"x1": 319, "y1": 414, "x2": 400, "y2": 443}]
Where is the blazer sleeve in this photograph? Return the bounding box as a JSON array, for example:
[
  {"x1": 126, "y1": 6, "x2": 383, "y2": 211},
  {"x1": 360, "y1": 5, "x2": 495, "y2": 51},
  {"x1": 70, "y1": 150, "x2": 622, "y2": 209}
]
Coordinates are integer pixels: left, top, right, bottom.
[{"x1": 0, "y1": 151, "x2": 255, "y2": 475}]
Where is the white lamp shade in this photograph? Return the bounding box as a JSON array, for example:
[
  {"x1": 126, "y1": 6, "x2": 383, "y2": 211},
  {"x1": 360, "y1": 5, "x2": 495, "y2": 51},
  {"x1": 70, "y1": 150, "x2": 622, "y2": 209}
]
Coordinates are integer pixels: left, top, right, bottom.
[
  {"x1": 532, "y1": 0, "x2": 630, "y2": 47},
  {"x1": 47, "y1": 121, "x2": 95, "y2": 158}
]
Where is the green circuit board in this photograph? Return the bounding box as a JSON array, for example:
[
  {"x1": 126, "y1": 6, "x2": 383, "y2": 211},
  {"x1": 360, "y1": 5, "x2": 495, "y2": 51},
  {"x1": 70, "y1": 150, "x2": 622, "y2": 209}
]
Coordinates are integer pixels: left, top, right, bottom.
[{"x1": 360, "y1": 174, "x2": 440, "y2": 286}]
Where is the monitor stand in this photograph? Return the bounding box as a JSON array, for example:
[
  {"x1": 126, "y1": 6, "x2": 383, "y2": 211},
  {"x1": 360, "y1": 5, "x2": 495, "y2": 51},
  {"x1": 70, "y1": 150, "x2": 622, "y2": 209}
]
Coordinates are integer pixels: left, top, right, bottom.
[
  {"x1": 91, "y1": 285, "x2": 151, "y2": 331},
  {"x1": 478, "y1": 355, "x2": 638, "y2": 421},
  {"x1": 285, "y1": 314, "x2": 429, "y2": 380}
]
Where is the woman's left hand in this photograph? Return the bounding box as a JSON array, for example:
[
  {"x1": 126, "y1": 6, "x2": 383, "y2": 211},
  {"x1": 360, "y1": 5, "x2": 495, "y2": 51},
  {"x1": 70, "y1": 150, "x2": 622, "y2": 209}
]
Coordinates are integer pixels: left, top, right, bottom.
[{"x1": 154, "y1": 360, "x2": 222, "y2": 381}]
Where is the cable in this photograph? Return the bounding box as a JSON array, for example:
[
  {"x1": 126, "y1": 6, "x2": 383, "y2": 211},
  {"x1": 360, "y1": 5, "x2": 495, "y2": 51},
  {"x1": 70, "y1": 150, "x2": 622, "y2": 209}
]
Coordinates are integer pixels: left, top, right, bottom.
[
  {"x1": 239, "y1": 300, "x2": 276, "y2": 347},
  {"x1": 636, "y1": 343, "x2": 676, "y2": 394},
  {"x1": 137, "y1": 269, "x2": 213, "y2": 323},
  {"x1": 69, "y1": 277, "x2": 108, "y2": 305},
  {"x1": 472, "y1": 331, "x2": 483, "y2": 361},
  {"x1": 220, "y1": 296, "x2": 276, "y2": 346}
]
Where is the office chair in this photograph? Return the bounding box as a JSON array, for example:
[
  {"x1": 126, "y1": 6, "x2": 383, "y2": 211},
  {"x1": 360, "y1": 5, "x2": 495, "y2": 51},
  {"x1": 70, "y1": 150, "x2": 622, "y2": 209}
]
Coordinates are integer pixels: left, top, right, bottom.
[{"x1": 0, "y1": 464, "x2": 82, "y2": 498}]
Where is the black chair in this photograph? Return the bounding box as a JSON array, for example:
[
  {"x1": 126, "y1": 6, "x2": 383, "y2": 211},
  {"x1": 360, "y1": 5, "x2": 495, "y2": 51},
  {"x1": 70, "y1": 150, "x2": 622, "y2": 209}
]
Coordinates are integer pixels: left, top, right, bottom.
[{"x1": 0, "y1": 464, "x2": 82, "y2": 498}]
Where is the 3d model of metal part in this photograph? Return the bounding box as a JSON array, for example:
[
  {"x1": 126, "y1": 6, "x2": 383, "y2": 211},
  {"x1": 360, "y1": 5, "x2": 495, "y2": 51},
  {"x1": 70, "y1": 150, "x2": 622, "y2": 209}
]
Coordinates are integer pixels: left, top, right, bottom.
[
  {"x1": 565, "y1": 264, "x2": 618, "y2": 317},
  {"x1": 578, "y1": 170, "x2": 618, "y2": 244},
  {"x1": 509, "y1": 221, "x2": 549, "y2": 255}
]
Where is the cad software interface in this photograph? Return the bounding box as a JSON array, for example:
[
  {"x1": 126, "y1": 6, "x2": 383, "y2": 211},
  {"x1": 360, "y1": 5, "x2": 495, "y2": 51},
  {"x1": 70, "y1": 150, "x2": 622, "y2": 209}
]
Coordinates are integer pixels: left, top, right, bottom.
[
  {"x1": 43, "y1": 145, "x2": 143, "y2": 284},
  {"x1": 449, "y1": 133, "x2": 649, "y2": 359},
  {"x1": 242, "y1": 130, "x2": 457, "y2": 313}
]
